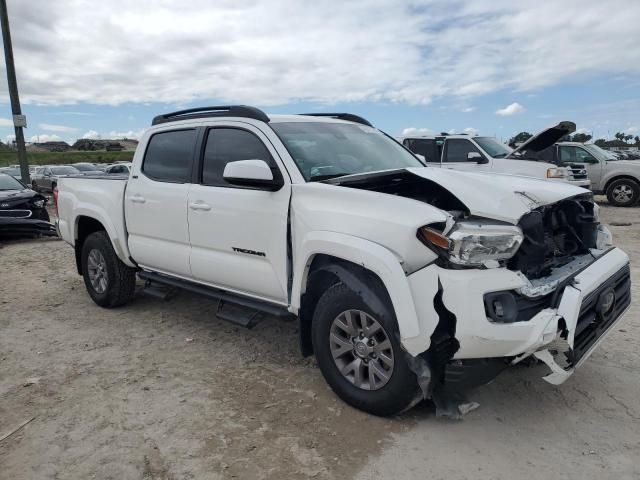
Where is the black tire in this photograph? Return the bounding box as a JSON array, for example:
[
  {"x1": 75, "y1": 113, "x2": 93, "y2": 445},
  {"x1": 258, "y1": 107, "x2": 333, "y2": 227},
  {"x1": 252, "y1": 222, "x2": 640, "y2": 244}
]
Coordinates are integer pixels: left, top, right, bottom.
[
  {"x1": 81, "y1": 231, "x2": 136, "y2": 308},
  {"x1": 606, "y1": 178, "x2": 640, "y2": 207},
  {"x1": 312, "y1": 282, "x2": 421, "y2": 416}
]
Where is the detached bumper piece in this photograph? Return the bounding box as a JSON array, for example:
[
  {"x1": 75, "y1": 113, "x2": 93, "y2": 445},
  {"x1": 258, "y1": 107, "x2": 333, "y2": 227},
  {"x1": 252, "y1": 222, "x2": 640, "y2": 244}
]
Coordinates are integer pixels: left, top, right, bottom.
[
  {"x1": 0, "y1": 217, "x2": 57, "y2": 237},
  {"x1": 570, "y1": 264, "x2": 631, "y2": 366}
]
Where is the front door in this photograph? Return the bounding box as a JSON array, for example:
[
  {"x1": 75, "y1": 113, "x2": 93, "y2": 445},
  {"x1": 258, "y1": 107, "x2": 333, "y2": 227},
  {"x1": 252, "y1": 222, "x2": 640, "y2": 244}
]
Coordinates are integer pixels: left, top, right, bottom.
[
  {"x1": 559, "y1": 145, "x2": 603, "y2": 186},
  {"x1": 442, "y1": 138, "x2": 491, "y2": 172},
  {"x1": 125, "y1": 128, "x2": 197, "y2": 278},
  {"x1": 188, "y1": 123, "x2": 291, "y2": 304}
]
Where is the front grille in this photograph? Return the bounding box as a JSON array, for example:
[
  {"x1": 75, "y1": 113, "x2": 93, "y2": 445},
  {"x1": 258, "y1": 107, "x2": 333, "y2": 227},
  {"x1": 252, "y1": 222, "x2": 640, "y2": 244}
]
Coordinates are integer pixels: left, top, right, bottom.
[
  {"x1": 510, "y1": 198, "x2": 598, "y2": 279},
  {"x1": 571, "y1": 264, "x2": 631, "y2": 364},
  {"x1": 567, "y1": 165, "x2": 588, "y2": 180},
  {"x1": 0, "y1": 209, "x2": 32, "y2": 218}
]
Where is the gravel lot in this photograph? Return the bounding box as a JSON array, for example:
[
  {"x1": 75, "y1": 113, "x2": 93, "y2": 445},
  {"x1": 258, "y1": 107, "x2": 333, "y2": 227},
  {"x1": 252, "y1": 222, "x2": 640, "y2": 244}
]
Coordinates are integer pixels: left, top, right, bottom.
[{"x1": 1, "y1": 200, "x2": 638, "y2": 480}]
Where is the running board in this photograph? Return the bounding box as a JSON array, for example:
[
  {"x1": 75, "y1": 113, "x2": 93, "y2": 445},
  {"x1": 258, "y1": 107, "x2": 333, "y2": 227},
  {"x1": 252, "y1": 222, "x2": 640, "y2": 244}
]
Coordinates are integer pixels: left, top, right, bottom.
[{"x1": 137, "y1": 271, "x2": 294, "y2": 321}]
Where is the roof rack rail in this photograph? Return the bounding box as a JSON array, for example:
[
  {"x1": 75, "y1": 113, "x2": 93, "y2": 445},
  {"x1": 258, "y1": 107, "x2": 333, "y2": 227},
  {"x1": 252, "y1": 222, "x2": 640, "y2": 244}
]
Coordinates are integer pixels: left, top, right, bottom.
[
  {"x1": 299, "y1": 113, "x2": 373, "y2": 127},
  {"x1": 151, "y1": 105, "x2": 270, "y2": 126}
]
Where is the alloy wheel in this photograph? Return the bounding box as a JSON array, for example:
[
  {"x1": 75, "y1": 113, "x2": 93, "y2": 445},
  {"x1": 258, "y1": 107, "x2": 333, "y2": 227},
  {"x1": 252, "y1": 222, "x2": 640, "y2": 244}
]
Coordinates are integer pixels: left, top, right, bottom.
[{"x1": 329, "y1": 309, "x2": 395, "y2": 390}]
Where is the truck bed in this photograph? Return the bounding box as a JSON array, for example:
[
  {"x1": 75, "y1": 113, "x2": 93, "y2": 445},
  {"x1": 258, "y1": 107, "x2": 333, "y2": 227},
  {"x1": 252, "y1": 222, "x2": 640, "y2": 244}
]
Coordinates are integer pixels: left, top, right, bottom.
[{"x1": 56, "y1": 175, "x2": 134, "y2": 267}]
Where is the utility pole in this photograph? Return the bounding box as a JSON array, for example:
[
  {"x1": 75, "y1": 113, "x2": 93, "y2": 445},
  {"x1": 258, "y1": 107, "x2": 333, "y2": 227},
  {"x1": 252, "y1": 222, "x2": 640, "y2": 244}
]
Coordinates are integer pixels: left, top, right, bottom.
[{"x1": 0, "y1": 0, "x2": 29, "y2": 184}]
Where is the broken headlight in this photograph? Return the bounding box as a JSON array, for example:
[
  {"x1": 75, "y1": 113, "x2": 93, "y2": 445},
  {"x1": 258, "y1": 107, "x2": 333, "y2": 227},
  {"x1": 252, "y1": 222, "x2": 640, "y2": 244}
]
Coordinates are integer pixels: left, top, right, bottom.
[{"x1": 418, "y1": 222, "x2": 524, "y2": 267}]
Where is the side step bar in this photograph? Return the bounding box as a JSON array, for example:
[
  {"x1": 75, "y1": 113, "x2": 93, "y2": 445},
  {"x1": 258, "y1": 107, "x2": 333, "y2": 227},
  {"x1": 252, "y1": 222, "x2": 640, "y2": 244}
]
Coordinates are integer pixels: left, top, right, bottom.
[{"x1": 138, "y1": 271, "x2": 294, "y2": 319}]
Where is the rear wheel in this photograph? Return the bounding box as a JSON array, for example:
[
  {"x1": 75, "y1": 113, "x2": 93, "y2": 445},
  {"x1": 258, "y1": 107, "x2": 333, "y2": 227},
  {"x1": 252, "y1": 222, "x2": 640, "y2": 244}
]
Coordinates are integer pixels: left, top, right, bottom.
[
  {"x1": 606, "y1": 178, "x2": 640, "y2": 207},
  {"x1": 312, "y1": 282, "x2": 421, "y2": 416},
  {"x1": 81, "y1": 231, "x2": 136, "y2": 307}
]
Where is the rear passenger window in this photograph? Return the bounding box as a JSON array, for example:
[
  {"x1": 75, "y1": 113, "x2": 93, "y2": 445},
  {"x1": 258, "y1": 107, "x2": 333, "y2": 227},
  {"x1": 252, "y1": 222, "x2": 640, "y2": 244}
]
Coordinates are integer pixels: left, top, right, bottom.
[
  {"x1": 404, "y1": 139, "x2": 439, "y2": 162},
  {"x1": 142, "y1": 129, "x2": 196, "y2": 182},
  {"x1": 202, "y1": 128, "x2": 277, "y2": 187}
]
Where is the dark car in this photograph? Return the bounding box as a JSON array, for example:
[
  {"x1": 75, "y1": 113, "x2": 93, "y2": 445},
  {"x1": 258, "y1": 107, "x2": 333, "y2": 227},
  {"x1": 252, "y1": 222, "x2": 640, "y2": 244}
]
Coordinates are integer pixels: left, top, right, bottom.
[{"x1": 0, "y1": 173, "x2": 56, "y2": 237}]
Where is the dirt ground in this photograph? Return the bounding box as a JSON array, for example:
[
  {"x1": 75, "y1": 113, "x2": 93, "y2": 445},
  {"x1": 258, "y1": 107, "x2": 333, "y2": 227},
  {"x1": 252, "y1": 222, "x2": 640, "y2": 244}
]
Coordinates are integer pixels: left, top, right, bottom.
[{"x1": 1, "y1": 199, "x2": 638, "y2": 480}]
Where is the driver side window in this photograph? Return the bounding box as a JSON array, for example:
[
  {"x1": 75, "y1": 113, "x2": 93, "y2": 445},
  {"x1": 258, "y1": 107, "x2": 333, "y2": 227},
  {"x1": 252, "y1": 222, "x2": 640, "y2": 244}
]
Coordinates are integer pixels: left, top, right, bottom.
[
  {"x1": 444, "y1": 139, "x2": 483, "y2": 163},
  {"x1": 559, "y1": 146, "x2": 596, "y2": 164}
]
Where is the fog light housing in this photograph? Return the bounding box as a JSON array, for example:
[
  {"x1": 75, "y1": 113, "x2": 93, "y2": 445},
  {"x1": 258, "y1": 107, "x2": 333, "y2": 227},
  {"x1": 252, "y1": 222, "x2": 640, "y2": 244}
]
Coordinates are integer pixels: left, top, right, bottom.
[{"x1": 484, "y1": 292, "x2": 518, "y2": 323}]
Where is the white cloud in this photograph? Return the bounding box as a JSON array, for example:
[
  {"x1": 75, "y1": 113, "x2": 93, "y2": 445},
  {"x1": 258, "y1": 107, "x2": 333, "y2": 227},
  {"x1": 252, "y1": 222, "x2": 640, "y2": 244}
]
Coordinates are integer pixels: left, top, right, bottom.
[
  {"x1": 1, "y1": 0, "x2": 639, "y2": 106},
  {"x1": 3, "y1": 134, "x2": 15, "y2": 144},
  {"x1": 463, "y1": 127, "x2": 479, "y2": 135},
  {"x1": 496, "y1": 102, "x2": 525, "y2": 116},
  {"x1": 81, "y1": 128, "x2": 145, "y2": 140},
  {"x1": 0, "y1": 118, "x2": 14, "y2": 127},
  {"x1": 29, "y1": 134, "x2": 63, "y2": 143},
  {"x1": 401, "y1": 127, "x2": 433, "y2": 136},
  {"x1": 461, "y1": 107, "x2": 476, "y2": 113},
  {"x1": 626, "y1": 126, "x2": 639, "y2": 133},
  {"x1": 38, "y1": 123, "x2": 79, "y2": 133},
  {"x1": 82, "y1": 130, "x2": 100, "y2": 139},
  {"x1": 106, "y1": 129, "x2": 146, "y2": 140}
]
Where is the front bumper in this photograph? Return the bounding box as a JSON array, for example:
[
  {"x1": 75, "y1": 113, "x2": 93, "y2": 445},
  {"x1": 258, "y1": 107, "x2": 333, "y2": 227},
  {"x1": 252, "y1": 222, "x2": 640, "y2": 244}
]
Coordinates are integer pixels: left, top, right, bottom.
[
  {"x1": 568, "y1": 178, "x2": 592, "y2": 189},
  {"x1": 0, "y1": 216, "x2": 57, "y2": 237},
  {"x1": 407, "y1": 247, "x2": 630, "y2": 383}
]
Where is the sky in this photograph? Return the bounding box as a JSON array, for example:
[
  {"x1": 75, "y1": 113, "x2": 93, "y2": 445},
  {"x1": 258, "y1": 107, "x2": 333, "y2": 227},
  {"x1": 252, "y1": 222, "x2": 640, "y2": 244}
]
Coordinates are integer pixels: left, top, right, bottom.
[{"x1": 1, "y1": 0, "x2": 639, "y2": 145}]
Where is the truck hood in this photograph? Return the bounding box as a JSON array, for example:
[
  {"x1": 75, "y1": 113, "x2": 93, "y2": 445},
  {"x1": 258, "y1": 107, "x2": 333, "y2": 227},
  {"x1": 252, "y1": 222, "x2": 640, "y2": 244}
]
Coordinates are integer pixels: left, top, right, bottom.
[
  {"x1": 507, "y1": 121, "x2": 576, "y2": 158},
  {"x1": 329, "y1": 167, "x2": 588, "y2": 224}
]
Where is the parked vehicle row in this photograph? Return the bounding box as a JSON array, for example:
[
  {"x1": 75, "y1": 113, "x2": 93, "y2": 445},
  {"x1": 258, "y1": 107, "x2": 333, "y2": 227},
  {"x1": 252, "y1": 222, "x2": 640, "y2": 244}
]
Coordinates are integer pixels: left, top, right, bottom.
[
  {"x1": 56, "y1": 106, "x2": 631, "y2": 417},
  {"x1": 29, "y1": 162, "x2": 132, "y2": 192}
]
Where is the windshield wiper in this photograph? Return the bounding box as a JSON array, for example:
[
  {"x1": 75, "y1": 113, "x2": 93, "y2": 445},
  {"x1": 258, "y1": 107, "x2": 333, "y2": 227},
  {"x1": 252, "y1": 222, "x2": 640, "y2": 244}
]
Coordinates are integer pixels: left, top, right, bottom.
[{"x1": 310, "y1": 173, "x2": 352, "y2": 182}]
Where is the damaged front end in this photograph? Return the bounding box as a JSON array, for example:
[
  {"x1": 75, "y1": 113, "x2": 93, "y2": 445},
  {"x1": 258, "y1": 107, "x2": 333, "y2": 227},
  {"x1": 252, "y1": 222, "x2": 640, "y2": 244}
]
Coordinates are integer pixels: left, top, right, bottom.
[{"x1": 404, "y1": 196, "x2": 630, "y2": 418}]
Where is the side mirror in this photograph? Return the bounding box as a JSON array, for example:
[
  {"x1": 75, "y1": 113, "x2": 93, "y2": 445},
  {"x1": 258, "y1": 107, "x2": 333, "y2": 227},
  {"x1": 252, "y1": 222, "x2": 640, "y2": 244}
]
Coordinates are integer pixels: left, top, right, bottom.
[
  {"x1": 468, "y1": 151, "x2": 488, "y2": 164},
  {"x1": 223, "y1": 159, "x2": 283, "y2": 191}
]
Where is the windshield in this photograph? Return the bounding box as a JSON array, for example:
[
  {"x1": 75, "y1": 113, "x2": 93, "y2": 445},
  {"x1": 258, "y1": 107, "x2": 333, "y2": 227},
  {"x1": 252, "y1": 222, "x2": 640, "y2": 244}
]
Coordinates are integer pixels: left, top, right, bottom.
[
  {"x1": 270, "y1": 122, "x2": 423, "y2": 181},
  {"x1": 73, "y1": 163, "x2": 99, "y2": 172},
  {"x1": 1, "y1": 167, "x2": 20, "y2": 176},
  {"x1": 0, "y1": 173, "x2": 24, "y2": 190},
  {"x1": 474, "y1": 137, "x2": 513, "y2": 158},
  {"x1": 583, "y1": 144, "x2": 617, "y2": 161},
  {"x1": 51, "y1": 166, "x2": 80, "y2": 175}
]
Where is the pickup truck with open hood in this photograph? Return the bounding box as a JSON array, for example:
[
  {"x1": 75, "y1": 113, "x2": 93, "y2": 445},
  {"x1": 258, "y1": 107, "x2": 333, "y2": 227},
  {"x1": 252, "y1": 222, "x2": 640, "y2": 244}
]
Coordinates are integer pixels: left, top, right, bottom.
[
  {"x1": 55, "y1": 107, "x2": 631, "y2": 417},
  {"x1": 399, "y1": 121, "x2": 592, "y2": 189}
]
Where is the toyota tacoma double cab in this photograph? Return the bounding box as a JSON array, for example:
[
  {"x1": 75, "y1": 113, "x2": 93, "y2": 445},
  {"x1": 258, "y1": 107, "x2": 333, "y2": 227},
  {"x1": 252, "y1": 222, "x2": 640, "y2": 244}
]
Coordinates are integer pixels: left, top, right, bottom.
[{"x1": 56, "y1": 106, "x2": 631, "y2": 417}]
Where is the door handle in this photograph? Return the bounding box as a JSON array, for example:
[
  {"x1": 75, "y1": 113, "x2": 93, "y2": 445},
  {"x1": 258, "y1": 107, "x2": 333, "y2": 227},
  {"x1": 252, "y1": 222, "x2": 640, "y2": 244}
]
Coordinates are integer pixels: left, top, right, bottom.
[
  {"x1": 189, "y1": 201, "x2": 211, "y2": 211},
  {"x1": 130, "y1": 194, "x2": 146, "y2": 203}
]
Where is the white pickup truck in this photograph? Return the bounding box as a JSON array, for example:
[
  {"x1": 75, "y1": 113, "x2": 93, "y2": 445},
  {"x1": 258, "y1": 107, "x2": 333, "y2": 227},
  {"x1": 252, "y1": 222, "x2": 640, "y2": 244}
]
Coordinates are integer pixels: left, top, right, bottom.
[
  {"x1": 56, "y1": 106, "x2": 631, "y2": 417},
  {"x1": 398, "y1": 122, "x2": 592, "y2": 189}
]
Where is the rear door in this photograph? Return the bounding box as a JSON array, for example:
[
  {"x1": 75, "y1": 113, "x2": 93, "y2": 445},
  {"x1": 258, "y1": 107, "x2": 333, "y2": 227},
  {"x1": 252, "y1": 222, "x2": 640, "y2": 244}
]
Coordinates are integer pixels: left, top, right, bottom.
[
  {"x1": 442, "y1": 138, "x2": 491, "y2": 172},
  {"x1": 125, "y1": 128, "x2": 197, "y2": 278},
  {"x1": 187, "y1": 123, "x2": 291, "y2": 304}
]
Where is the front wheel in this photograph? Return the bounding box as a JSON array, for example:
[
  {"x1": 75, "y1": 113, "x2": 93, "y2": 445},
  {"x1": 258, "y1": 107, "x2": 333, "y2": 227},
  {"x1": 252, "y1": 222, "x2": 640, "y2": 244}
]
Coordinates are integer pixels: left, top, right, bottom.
[
  {"x1": 606, "y1": 178, "x2": 640, "y2": 207},
  {"x1": 81, "y1": 231, "x2": 136, "y2": 307},
  {"x1": 312, "y1": 282, "x2": 421, "y2": 416}
]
